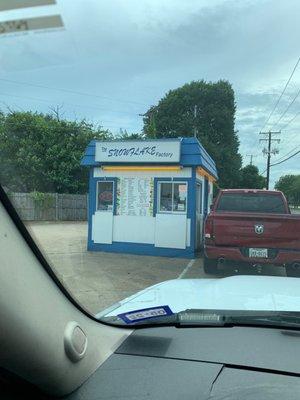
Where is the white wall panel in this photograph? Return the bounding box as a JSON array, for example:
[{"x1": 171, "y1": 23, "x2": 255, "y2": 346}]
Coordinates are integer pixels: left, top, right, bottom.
[
  {"x1": 113, "y1": 216, "x2": 155, "y2": 244},
  {"x1": 196, "y1": 175, "x2": 206, "y2": 216},
  {"x1": 186, "y1": 218, "x2": 191, "y2": 247},
  {"x1": 209, "y1": 181, "x2": 214, "y2": 207},
  {"x1": 92, "y1": 211, "x2": 113, "y2": 244},
  {"x1": 155, "y1": 214, "x2": 187, "y2": 249}
]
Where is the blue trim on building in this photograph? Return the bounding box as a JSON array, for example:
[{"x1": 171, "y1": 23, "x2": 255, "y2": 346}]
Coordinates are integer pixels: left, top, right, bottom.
[
  {"x1": 196, "y1": 177, "x2": 205, "y2": 212},
  {"x1": 87, "y1": 240, "x2": 195, "y2": 259},
  {"x1": 87, "y1": 170, "x2": 196, "y2": 258},
  {"x1": 152, "y1": 176, "x2": 195, "y2": 254},
  {"x1": 92, "y1": 177, "x2": 118, "y2": 215},
  {"x1": 95, "y1": 138, "x2": 182, "y2": 143},
  {"x1": 83, "y1": 138, "x2": 217, "y2": 259},
  {"x1": 81, "y1": 137, "x2": 218, "y2": 179},
  {"x1": 153, "y1": 177, "x2": 193, "y2": 218}
]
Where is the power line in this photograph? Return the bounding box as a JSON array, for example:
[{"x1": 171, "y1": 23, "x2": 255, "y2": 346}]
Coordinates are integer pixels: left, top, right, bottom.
[
  {"x1": 271, "y1": 143, "x2": 300, "y2": 164},
  {"x1": 0, "y1": 102, "x2": 136, "y2": 131},
  {"x1": 261, "y1": 168, "x2": 267, "y2": 175},
  {"x1": 271, "y1": 149, "x2": 300, "y2": 166},
  {"x1": 0, "y1": 77, "x2": 148, "y2": 107},
  {"x1": 0, "y1": 91, "x2": 140, "y2": 116},
  {"x1": 261, "y1": 144, "x2": 300, "y2": 174},
  {"x1": 259, "y1": 131, "x2": 281, "y2": 189},
  {"x1": 280, "y1": 109, "x2": 300, "y2": 130},
  {"x1": 0, "y1": 93, "x2": 141, "y2": 131},
  {"x1": 260, "y1": 56, "x2": 300, "y2": 131},
  {"x1": 270, "y1": 87, "x2": 300, "y2": 129},
  {"x1": 272, "y1": 126, "x2": 300, "y2": 163}
]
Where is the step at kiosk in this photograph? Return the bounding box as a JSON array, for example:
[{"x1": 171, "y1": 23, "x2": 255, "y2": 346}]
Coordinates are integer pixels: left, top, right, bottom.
[{"x1": 81, "y1": 138, "x2": 217, "y2": 258}]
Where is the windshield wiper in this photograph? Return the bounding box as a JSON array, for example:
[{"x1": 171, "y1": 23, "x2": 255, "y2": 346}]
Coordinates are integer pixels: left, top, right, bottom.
[
  {"x1": 101, "y1": 309, "x2": 300, "y2": 329},
  {"x1": 177, "y1": 309, "x2": 300, "y2": 328}
]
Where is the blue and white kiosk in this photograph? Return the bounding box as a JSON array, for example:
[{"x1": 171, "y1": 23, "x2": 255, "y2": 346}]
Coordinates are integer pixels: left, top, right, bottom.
[{"x1": 81, "y1": 138, "x2": 217, "y2": 258}]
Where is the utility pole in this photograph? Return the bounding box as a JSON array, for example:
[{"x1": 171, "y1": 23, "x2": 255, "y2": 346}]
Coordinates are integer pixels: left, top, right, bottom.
[
  {"x1": 259, "y1": 131, "x2": 281, "y2": 189},
  {"x1": 193, "y1": 105, "x2": 198, "y2": 138},
  {"x1": 246, "y1": 154, "x2": 257, "y2": 165}
]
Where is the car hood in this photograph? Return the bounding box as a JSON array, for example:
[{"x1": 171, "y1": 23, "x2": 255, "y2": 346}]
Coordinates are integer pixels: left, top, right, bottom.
[{"x1": 98, "y1": 275, "x2": 300, "y2": 318}]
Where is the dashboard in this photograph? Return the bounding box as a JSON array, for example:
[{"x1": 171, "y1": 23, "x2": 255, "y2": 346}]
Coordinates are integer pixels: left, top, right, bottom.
[{"x1": 2, "y1": 325, "x2": 300, "y2": 399}]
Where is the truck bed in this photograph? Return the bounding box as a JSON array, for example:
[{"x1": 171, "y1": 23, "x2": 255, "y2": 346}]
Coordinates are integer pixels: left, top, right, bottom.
[
  {"x1": 204, "y1": 190, "x2": 300, "y2": 270},
  {"x1": 211, "y1": 212, "x2": 300, "y2": 250}
]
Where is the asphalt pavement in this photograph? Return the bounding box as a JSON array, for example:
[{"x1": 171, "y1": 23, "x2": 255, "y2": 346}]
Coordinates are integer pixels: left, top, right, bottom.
[{"x1": 26, "y1": 221, "x2": 286, "y2": 315}]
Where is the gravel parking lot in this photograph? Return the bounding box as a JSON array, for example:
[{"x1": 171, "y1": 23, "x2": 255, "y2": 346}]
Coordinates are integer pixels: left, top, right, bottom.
[{"x1": 26, "y1": 221, "x2": 286, "y2": 315}]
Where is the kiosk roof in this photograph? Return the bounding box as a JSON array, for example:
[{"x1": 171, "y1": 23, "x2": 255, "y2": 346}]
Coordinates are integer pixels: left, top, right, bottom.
[{"x1": 81, "y1": 137, "x2": 217, "y2": 179}]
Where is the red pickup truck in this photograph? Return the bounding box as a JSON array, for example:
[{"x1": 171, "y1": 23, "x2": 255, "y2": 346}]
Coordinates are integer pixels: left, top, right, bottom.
[{"x1": 204, "y1": 189, "x2": 300, "y2": 277}]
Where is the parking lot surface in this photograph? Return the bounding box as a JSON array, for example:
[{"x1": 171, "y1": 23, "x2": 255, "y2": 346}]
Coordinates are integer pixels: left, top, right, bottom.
[{"x1": 27, "y1": 221, "x2": 286, "y2": 315}]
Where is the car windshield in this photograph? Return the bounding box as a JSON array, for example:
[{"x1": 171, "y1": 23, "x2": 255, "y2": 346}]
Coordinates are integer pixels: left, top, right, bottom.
[{"x1": 0, "y1": 0, "x2": 300, "y2": 329}]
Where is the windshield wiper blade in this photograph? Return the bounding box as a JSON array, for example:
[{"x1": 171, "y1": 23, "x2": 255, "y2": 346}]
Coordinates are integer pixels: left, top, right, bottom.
[
  {"x1": 177, "y1": 309, "x2": 300, "y2": 328},
  {"x1": 177, "y1": 310, "x2": 226, "y2": 326},
  {"x1": 101, "y1": 309, "x2": 300, "y2": 329}
]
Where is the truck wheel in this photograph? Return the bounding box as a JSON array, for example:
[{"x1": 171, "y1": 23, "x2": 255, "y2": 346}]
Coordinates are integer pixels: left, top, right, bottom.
[
  {"x1": 203, "y1": 256, "x2": 218, "y2": 274},
  {"x1": 286, "y1": 263, "x2": 300, "y2": 278}
]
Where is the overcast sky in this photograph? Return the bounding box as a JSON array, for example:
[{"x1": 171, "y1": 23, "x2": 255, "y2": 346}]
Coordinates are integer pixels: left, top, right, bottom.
[{"x1": 0, "y1": 0, "x2": 299, "y2": 187}]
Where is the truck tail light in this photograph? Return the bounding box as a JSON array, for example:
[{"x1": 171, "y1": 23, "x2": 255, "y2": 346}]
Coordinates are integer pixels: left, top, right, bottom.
[{"x1": 204, "y1": 217, "x2": 214, "y2": 240}]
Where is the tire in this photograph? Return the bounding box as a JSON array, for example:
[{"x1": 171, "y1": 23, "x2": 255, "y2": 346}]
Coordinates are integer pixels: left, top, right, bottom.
[
  {"x1": 203, "y1": 256, "x2": 218, "y2": 275},
  {"x1": 286, "y1": 263, "x2": 300, "y2": 277}
]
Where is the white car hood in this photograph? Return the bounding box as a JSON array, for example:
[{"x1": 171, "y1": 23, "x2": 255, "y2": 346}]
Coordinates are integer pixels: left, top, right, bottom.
[{"x1": 99, "y1": 275, "x2": 300, "y2": 318}]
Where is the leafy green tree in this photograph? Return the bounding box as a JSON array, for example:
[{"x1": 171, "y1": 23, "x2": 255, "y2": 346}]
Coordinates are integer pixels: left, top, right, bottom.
[
  {"x1": 116, "y1": 128, "x2": 145, "y2": 140},
  {"x1": 238, "y1": 165, "x2": 266, "y2": 189},
  {"x1": 143, "y1": 80, "x2": 242, "y2": 187},
  {"x1": 275, "y1": 174, "x2": 300, "y2": 206},
  {"x1": 0, "y1": 111, "x2": 111, "y2": 193}
]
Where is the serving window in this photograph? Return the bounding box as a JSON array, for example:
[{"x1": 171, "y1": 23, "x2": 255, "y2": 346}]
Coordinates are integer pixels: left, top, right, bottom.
[
  {"x1": 158, "y1": 181, "x2": 187, "y2": 213},
  {"x1": 97, "y1": 181, "x2": 114, "y2": 211}
]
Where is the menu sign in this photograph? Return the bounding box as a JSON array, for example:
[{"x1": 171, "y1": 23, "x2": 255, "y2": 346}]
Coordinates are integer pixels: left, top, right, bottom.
[
  {"x1": 117, "y1": 177, "x2": 153, "y2": 216},
  {"x1": 95, "y1": 140, "x2": 181, "y2": 163}
]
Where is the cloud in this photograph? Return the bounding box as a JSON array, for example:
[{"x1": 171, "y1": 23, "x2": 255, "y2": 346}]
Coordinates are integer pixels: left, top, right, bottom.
[{"x1": 0, "y1": 0, "x2": 299, "y2": 187}]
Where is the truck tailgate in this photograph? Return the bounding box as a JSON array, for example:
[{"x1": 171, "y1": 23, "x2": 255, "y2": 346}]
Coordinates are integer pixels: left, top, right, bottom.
[{"x1": 212, "y1": 212, "x2": 300, "y2": 249}]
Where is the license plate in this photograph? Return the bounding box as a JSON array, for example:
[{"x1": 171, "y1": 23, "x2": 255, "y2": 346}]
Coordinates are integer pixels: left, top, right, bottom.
[{"x1": 249, "y1": 248, "x2": 268, "y2": 258}]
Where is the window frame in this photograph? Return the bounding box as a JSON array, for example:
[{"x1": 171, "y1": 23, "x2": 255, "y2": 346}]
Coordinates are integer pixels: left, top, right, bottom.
[
  {"x1": 196, "y1": 181, "x2": 203, "y2": 214},
  {"x1": 96, "y1": 180, "x2": 115, "y2": 212},
  {"x1": 157, "y1": 180, "x2": 188, "y2": 215},
  {"x1": 216, "y1": 193, "x2": 286, "y2": 214}
]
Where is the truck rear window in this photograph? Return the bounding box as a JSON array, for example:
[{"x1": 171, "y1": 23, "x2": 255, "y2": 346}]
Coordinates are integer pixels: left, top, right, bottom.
[{"x1": 217, "y1": 193, "x2": 286, "y2": 213}]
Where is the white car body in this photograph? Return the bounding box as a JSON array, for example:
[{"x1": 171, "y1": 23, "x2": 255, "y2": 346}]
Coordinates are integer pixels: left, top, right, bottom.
[{"x1": 97, "y1": 275, "x2": 300, "y2": 318}]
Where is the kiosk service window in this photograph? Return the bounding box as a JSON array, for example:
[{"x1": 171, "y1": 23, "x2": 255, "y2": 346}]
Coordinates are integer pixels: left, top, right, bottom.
[
  {"x1": 158, "y1": 181, "x2": 187, "y2": 214},
  {"x1": 97, "y1": 181, "x2": 114, "y2": 212}
]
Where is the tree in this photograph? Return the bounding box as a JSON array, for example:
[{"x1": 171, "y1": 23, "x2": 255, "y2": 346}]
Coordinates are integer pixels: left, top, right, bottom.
[
  {"x1": 143, "y1": 80, "x2": 242, "y2": 187},
  {"x1": 238, "y1": 165, "x2": 266, "y2": 189},
  {"x1": 275, "y1": 174, "x2": 300, "y2": 206},
  {"x1": 116, "y1": 129, "x2": 145, "y2": 140},
  {"x1": 0, "y1": 111, "x2": 111, "y2": 193}
]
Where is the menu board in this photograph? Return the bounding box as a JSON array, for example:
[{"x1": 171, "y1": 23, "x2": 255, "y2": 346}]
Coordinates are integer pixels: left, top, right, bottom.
[{"x1": 117, "y1": 177, "x2": 153, "y2": 216}]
